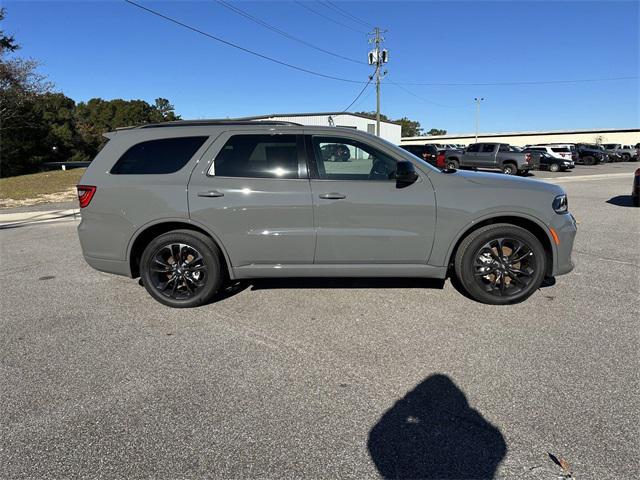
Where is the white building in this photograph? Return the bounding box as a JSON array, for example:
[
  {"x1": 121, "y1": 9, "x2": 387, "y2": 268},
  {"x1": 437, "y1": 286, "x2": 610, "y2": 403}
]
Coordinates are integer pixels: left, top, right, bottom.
[
  {"x1": 401, "y1": 127, "x2": 640, "y2": 148},
  {"x1": 237, "y1": 112, "x2": 402, "y2": 144}
]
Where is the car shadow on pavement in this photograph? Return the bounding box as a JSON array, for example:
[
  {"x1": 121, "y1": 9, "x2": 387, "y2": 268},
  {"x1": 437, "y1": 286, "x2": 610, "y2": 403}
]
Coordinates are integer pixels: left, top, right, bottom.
[
  {"x1": 606, "y1": 195, "x2": 635, "y2": 207},
  {"x1": 247, "y1": 277, "x2": 446, "y2": 291},
  {"x1": 368, "y1": 374, "x2": 507, "y2": 479}
]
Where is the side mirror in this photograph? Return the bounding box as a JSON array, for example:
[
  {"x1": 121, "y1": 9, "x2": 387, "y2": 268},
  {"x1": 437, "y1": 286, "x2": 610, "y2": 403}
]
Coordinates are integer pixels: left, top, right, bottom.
[{"x1": 396, "y1": 160, "x2": 419, "y2": 188}]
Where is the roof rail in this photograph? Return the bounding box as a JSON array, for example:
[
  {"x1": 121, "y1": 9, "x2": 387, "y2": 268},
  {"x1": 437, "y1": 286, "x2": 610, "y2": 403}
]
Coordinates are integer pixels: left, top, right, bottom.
[{"x1": 115, "y1": 119, "x2": 302, "y2": 131}]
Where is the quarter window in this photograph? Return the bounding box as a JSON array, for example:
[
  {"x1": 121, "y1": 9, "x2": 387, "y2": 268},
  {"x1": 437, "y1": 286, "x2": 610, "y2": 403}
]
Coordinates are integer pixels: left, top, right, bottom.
[
  {"x1": 466, "y1": 144, "x2": 480, "y2": 152},
  {"x1": 213, "y1": 135, "x2": 299, "y2": 179},
  {"x1": 312, "y1": 136, "x2": 397, "y2": 181},
  {"x1": 111, "y1": 136, "x2": 208, "y2": 174}
]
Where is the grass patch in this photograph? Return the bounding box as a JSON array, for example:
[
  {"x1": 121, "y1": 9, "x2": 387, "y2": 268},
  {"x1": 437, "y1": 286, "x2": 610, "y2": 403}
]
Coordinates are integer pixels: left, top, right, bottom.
[{"x1": 0, "y1": 168, "x2": 86, "y2": 201}]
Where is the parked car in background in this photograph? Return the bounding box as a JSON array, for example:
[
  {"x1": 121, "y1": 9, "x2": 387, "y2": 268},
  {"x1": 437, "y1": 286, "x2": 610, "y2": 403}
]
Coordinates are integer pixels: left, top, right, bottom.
[
  {"x1": 523, "y1": 149, "x2": 574, "y2": 172},
  {"x1": 633, "y1": 168, "x2": 640, "y2": 207},
  {"x1": 574, "y1": 143, "x2": 609, "y2": 165},
  {"x1": 525, "y1": 145, "x2": 567, "y2": 160},
  {"x1": 77, "y1": 120, "x2": 576, "y2": 307},
  {"x1": 444, "y1": 142, "x2": 536, "y2": 175},
  {"x1": 603, "y1": 144, "x2": 637, "y2": 161},
  {"x1": 400, "y1": 144, "x2": 439, "y2": 166}
]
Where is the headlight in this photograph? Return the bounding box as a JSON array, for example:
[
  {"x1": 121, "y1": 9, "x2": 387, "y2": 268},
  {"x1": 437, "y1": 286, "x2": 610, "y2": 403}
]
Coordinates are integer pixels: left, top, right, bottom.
[{"x1": 553, "y1": 194, "x2": 568, "y2": 214}]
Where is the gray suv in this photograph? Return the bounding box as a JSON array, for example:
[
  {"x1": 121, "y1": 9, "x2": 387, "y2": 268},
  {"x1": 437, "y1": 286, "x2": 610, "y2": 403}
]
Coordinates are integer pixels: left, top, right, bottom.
[{"x1": 77, "y1": 120, "x2": 576, "y2": 307}]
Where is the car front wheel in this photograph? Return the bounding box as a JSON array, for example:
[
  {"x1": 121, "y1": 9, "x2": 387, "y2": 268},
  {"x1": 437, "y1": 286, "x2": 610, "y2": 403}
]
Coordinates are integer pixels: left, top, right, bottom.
[
  {"x1": 140, "y1": 230, "x2": 223, "y2": 308},
  {"x1": 549, "y1": 163, "x2": 560, "y2": 172},
  {"x1": 454, "y1": 224, "x2": 547, "y2": 305}
]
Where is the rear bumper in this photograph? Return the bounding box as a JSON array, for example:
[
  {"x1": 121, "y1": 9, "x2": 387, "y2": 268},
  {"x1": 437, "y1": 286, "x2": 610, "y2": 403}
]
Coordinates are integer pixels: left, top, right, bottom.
[{"x1": 83, "y1": 254, "x2": 131, "y2": 277}]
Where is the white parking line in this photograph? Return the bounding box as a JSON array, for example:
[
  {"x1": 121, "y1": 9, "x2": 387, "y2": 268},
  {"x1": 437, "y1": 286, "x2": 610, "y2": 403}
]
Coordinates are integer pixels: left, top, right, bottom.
[{"x1": 543, "y1": 173, "x2": 631, "y2": 183}]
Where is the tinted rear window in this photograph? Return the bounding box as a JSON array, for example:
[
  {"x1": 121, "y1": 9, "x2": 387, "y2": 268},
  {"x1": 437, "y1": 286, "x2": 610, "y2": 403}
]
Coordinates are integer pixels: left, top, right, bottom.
[
  {"x1": 550, "y1": 147, "x2": 570, "y2": 152},
  {"x1": 111, "y1": 136, "x2": 208, "y2": 174},
  {"x1": 213, "y1": 134, "x2": 299, "y2": 179}
]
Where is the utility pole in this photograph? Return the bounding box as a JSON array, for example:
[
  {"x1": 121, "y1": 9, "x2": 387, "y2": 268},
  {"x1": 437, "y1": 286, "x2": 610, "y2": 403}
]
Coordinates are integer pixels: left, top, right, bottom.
[
  {"x1": 474, "y1": 97, "x2": 484, "y2": 143},
  {"x1": 368, "y1": 27, "x2": 387, "y2": 136}
]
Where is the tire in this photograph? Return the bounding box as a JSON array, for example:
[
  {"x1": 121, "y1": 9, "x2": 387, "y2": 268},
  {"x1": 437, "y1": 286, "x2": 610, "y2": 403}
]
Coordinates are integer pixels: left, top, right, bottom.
[
  {"x1": 583, "y1": 156, "x2": 596, "y2": 166},
  {"x1": 446, "y1": 159, "x2": 459, "y2": 170},
  {"x1": 140, "y1": 229, "x2": 223, "y2": 308},
  {"x1": 549, "y1": 163, "x2": 560, "y2": 172},
  {"x1": 501, "y1": 163, "x2": 517, "y2": 175},
  {"x1": 622, "y1": 153, "x2": 631, "y2": 161},
  {"x1": 454, "y1": 224, "x2": 547, "y2": 305}
]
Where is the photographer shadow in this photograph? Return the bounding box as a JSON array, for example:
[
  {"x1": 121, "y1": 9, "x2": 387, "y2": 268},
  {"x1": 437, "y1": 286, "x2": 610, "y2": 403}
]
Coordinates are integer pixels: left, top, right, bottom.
[{"x1": 368, "y1": 374, "x2": 506, "y2": 479}]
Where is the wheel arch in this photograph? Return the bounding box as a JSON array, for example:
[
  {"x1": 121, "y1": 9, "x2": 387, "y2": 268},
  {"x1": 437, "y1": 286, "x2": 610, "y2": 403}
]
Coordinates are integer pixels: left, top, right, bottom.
[
  {"x1": 445, "y1": 214, "x2": 555, "y2": 277},
  {"x1": 127, "y1": 218, "x2": 233, "y2": 279}
]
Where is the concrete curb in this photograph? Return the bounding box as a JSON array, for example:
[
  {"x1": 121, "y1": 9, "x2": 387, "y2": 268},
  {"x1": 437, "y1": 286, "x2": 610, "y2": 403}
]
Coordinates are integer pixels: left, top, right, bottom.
[{"x1": 0, "y1": 209, "x2": 80, "y2": 229}]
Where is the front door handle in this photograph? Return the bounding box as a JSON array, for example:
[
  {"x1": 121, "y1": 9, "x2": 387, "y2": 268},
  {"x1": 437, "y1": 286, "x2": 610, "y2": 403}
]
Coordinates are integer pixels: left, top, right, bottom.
[
  {"x1": 319, "y1": 192, "x2": 347, "y2": 200},
  {"x1": 198, "y1": 190, "x2": 224, "y2": 198}
]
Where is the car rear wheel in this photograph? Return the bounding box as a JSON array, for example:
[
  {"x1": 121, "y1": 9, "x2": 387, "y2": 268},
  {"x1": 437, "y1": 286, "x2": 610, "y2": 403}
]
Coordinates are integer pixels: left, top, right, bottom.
[
  {"x1": 549, "y1": 163, "x2": 560, "y2": 172},
  {"x1": 501, "y1": 163, "x2": 517, "y2": 175},
  {"x1": 140, "y1": 230, "x2": 223, "y2": 308},
  {"x1": 583, "y1": 156, "x2": 596, "y2": 166},
  {"x1": 454, "y1": 224, "x2": 546, "y2": 305},
  {"x1": 446, "y1": 159, "x2": 459, "y2": 170}
]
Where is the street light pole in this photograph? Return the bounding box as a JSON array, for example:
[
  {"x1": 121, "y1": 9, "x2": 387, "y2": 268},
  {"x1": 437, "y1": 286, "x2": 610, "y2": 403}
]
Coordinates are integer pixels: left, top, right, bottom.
[{"x1": 474, "y1": 97, "x2": 484, "y2": 143}]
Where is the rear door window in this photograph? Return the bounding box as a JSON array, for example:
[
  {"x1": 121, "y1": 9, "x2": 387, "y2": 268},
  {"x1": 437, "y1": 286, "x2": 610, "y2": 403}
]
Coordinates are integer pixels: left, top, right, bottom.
[
  {"x1": 111, "y1": 136, "x2": 208, "y2": 174},
  {"x1": 212, "y1": 134, "x2": 301, "y2": 179},
  {"x1": 482, "y1": 144, "x2": 496, "y2": 153},
  {"x1": 466, "y1": 144, "x2": 480, "y2": 153}
]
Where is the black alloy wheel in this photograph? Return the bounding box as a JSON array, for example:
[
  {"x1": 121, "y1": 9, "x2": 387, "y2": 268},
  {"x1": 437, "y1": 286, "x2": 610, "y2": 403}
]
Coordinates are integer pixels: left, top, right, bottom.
[
  {"x1": 455, "y1": 224, "x2": 546, "y2": 305},
  {"x1": 141, "y1": 230, "x2": 222, "y2": 308}
]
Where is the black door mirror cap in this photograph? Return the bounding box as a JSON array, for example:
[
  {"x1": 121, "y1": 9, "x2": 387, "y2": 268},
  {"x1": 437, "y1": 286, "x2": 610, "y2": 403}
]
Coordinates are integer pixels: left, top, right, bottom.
[{"x1": 396, "y1": 160, "x2": 419, "y2": 188}]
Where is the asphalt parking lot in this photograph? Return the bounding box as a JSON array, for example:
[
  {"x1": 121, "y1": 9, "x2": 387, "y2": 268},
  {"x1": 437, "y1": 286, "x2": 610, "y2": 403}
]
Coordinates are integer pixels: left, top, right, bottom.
[{"x1": 1, "y1": 162, "x2": 638, "y2": 479}]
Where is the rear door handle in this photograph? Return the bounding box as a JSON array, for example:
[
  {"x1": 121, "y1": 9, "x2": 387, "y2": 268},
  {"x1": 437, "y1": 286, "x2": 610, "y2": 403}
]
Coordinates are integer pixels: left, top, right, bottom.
[
  {"x1": 319, "y1": 192, "x2": 347, "y2": 200},
  {"x1": 198, "y1": 190, "x2": 224, "y2": 198}
]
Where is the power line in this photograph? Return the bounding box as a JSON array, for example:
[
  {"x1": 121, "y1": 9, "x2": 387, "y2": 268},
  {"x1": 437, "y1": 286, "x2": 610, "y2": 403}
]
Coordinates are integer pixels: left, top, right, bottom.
[
  {"x1": 123, "y1": 0, "x2": 365, "y2": 84},
  {"x1": 123, "y1": 1, "x2": 638, "y2": 90},
  {"x1": 213, "y1": 0, "x2": 366, "y2": 65},
  {"x1": 320, "y1": 1, "x2": 374, "y2": 29},
  {"x1": 293, "y1": 1, "x2": 368, "y2": 35},
  {"x1": 391, "y1": 76, "x2": 640, "y2": 86},
  {"x1": 341, "y1": 76, "x2": 373, "y2": 112},
  {"x1": 387, "y1": 77, "x2": 469, "y2": 109}
]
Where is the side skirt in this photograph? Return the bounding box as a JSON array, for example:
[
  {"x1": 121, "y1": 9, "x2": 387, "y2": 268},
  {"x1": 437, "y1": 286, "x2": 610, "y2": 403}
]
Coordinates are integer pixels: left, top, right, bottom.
[{"x1": 232, "y1": 264, "x2": 448, "y2": 280}]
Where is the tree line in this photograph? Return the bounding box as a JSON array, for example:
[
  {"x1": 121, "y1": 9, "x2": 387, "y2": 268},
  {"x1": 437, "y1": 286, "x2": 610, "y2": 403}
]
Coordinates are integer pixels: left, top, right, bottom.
[
  {"x1": 354, "y1": 112, "x2": 446, "y2": 137},
  {"x1": 0, "y1": 8, "x2": 179, "y2": 177}
]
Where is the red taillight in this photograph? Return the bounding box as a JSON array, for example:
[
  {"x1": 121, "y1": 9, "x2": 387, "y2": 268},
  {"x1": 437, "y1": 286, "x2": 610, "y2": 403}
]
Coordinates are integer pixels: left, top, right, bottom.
[
  {"x1": 436, "y1": 153, "x2": 446, "y2": 168},
  {"x1": 525, "y1": 153, "x2": 532, "y2": 163},
  {"x1": 77, "y1": 185, "x2": 96, "y2": 208}
]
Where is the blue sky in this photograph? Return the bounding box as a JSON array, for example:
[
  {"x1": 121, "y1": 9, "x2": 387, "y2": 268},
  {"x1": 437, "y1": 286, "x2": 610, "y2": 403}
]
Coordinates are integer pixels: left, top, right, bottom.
[{"x1": 6, "y1": 0, "x2": 639, "y2": 133}]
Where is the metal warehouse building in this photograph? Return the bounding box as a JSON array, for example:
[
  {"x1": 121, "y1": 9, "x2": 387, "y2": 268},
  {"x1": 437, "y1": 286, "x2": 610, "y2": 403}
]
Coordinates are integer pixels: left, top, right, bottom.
[
  {"x1": 237, "y1": 112, "x2": 402, "y2": 144},
  {"x1": 401, "y1": 127, "x2": 639, "y2": 147}
]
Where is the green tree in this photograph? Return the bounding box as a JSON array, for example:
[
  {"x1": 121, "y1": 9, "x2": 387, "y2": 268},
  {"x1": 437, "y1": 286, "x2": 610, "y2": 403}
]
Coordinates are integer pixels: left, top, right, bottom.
[
  {"x1": 395, "y1": 117, "x2": 422, "y2": 137},
  {"x1": 427, "y1": 128, "x2": 447, "y2": 136},
  {"x1": 152, "y1": 97, "x2": 179, "y2": 121}
]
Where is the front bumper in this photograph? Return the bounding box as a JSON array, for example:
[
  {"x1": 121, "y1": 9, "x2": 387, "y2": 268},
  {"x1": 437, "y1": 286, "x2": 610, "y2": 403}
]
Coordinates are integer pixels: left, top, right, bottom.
[{"x1": 551, "y1": 213, "x2": 577, "y2": 276}]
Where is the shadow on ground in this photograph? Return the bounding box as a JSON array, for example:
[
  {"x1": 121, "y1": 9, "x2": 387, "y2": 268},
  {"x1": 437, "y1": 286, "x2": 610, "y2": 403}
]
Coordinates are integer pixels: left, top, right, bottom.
[
  {"x1": 606, "y1": 195, "x2": 636, "y2": 207},
  {"x1": 368, "y1": 374, "x2": 507, "y2": 479}
]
